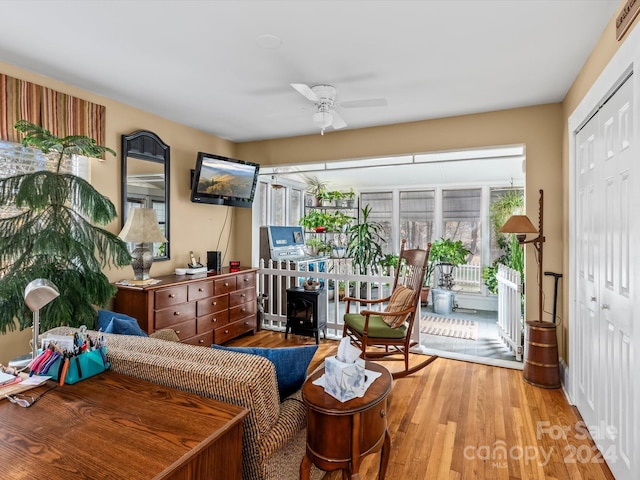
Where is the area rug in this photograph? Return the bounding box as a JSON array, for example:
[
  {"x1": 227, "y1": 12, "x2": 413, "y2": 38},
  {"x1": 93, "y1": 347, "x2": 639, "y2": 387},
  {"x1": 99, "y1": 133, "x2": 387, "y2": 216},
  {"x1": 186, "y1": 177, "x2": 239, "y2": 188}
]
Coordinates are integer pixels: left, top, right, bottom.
[{"x1": 420, "y1": 315, "x2": 478, "y2": 340}]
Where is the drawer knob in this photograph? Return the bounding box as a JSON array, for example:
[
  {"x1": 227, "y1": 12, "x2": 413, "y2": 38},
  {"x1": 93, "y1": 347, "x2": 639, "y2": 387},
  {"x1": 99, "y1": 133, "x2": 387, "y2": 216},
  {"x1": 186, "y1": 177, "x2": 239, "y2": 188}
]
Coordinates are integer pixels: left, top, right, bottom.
[
  {"x1": 212, "y1": 301, "x2": 217, "y2": 306},
  {"x1": 380, "y1": 409, "x2": 386, "y2": 418},
  {"x1": 241, "y1": 293, "x2": 246, "y2": 298},
  {"x1": 224, "y1": 329, "x2": 229, "y2": 334},
  {"x1": 199, "y1": 288, "x2": 204, "y2": 292},
  {"x1": 175, "y1": 330, "x2": 181, "y2": 334},
  {"x1": 244, "y1": 278, "x2": 249, "y2": 282},
  {"x1": 241, "y1": 308, "x2": 246, "y2": 312},
  {"x1": 199, "y1": 339, "x2": 204, "y2": 344},
  {"x1": 212, "y1": 318, "x2": 218, "y2": 323},
  {"x1": 224, "y1": 282, "x2": 229, "y2": 287},
  {"x1": 169, "y1": 294, "x2": 176, "y2": 298},
  {"x1": 174, "y1": 311, "x2": 180, "y2": 316}
]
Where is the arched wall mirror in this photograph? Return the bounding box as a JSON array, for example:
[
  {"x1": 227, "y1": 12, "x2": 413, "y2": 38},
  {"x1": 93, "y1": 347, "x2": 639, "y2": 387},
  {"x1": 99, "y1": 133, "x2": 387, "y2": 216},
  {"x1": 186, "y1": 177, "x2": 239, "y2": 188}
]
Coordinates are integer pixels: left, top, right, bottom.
[{"x1": 121, "y1": 130, "x2": 170, "y2": 260}]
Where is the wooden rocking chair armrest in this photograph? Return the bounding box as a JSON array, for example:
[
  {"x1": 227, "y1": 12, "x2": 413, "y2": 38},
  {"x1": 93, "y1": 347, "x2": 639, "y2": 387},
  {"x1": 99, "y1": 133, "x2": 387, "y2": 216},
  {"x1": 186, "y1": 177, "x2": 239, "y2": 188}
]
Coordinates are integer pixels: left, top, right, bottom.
[
  {"x1": 372, "y1": 306, "x2": 416, "y2": 318},
  {"x1": 343, "y1": 296, "x2": 387, "y2": 305}
]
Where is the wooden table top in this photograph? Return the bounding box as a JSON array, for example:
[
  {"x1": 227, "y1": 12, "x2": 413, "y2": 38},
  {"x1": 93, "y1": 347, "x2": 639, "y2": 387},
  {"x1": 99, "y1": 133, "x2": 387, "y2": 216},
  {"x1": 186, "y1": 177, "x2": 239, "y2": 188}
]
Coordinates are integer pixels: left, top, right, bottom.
[
  {"x1": 0, "y1": 370, "x2": 248, "y2": 479},
  {"x1": 302, "y1": 361, "x2": 393, "y2": 414}
]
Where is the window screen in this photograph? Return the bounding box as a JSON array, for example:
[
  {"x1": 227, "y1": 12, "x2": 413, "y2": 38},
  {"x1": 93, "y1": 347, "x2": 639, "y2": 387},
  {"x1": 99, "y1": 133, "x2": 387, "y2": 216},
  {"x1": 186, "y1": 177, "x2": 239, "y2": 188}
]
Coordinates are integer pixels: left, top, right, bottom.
[
  {"x1": 399, "y1": 190, "x2": 435, "y2": 249},
  {"x1": 442, "y1": 188, "x2": 481, "y2": 263},
  {"x1": 360, "y1": 192, "x2": 392, "y2": 254}
]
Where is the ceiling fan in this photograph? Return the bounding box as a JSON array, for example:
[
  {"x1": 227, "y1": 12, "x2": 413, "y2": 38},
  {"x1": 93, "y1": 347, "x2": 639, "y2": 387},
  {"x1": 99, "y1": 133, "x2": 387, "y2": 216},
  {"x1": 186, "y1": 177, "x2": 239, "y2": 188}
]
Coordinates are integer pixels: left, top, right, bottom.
[{"x1": 291, "y1": 83, "x2": 387, "y2": 135}]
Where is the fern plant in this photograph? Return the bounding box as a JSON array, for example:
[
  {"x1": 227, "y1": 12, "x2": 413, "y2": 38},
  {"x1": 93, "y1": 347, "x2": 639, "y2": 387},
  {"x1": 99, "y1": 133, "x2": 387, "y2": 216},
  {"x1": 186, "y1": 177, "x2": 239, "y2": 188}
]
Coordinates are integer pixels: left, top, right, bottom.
[{"x1": 0, "y1": 120, "x2": 132, "y2": 333}]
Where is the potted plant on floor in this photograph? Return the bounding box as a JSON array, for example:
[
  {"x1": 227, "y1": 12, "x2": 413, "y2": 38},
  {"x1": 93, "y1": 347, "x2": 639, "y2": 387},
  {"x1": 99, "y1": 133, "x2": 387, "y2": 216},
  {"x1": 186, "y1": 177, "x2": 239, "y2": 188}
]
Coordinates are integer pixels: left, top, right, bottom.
[
  {"x1": 0, "y1": 120, "x2": 132, "y2": 333},
  {"x1": 429, "y1": 237, "x2": 471, "y2": 289},
  {"x1": 346, "y1": 205, "x2": 386, "y2": 274}
]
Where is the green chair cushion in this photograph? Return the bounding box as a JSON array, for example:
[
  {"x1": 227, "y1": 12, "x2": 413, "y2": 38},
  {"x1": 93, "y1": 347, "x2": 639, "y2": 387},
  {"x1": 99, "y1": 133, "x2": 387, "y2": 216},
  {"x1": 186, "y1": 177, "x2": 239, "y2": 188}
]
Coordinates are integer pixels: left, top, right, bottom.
[{"x1": 344, "y1": 313, "x2": 408, "y2": 339}]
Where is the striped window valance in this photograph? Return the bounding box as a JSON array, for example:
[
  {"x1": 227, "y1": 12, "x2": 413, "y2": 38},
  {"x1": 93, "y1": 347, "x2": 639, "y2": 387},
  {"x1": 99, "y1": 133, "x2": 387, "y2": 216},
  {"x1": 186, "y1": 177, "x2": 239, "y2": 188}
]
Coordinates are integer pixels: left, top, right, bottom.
[{"x1": 1, "y1": 74, "x2": 105, "y2": 146}]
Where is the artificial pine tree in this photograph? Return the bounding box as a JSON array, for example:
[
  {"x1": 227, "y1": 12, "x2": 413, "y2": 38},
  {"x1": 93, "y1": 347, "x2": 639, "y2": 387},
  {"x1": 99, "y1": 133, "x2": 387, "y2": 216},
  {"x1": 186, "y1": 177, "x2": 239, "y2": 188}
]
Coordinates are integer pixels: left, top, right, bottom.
[{"x1": 0, "y1": 120, "x2": 132, "y2": 333}]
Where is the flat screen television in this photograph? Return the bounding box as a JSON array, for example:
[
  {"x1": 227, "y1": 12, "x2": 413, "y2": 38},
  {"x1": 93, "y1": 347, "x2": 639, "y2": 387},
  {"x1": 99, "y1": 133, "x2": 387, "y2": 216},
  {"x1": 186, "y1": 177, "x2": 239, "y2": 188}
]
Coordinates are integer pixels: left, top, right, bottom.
[{"x1": 190, "y1": 152, "x2": 260, "y2": 208}]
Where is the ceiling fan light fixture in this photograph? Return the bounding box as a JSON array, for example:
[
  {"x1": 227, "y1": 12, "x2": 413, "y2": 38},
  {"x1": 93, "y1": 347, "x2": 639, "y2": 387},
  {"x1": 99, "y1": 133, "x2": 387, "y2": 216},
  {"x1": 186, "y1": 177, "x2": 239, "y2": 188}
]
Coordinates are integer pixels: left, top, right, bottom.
[{"x1": 313, "y1": 111, "x2": 333, "y2": 130}]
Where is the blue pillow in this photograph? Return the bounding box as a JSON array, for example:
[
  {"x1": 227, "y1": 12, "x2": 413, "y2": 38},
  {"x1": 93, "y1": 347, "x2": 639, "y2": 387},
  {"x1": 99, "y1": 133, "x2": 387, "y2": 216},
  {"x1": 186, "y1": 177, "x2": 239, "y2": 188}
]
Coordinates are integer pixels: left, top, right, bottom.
[
  {"x1": 211, "y1": 344, "x2": 318, "y2": 399},
  {"x1": 97, "y1": 309, "x2": 147, "y2": 337}
]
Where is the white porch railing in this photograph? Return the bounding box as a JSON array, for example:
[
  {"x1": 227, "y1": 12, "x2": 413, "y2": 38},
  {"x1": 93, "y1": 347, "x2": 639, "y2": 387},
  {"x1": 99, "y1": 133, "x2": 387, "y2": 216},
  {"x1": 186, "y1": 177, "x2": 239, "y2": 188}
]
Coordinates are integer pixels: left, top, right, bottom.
[
  {"x1": 496, "y1": 264, "x2": 523, "y2": 361},
  {"x1": 257, "y1": 259, "x2": 488, "y2": 342},
  {"x1": 451, "y1": 264, "x2": 482, "y2": 292},
  {"x1": 258, "y1": 259, "x2": 395, "y2": 339}
]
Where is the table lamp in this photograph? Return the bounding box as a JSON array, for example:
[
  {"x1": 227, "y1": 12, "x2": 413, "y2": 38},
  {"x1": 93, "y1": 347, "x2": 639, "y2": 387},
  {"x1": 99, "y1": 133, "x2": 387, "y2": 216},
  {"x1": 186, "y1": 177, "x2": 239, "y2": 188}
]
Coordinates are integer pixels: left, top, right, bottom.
[
  {"x1": 118, "y1": 208, "x2": 168, "y2": 280},
  {"x1": 9, "y1": 279, "x2": 60, "y2": 368}
]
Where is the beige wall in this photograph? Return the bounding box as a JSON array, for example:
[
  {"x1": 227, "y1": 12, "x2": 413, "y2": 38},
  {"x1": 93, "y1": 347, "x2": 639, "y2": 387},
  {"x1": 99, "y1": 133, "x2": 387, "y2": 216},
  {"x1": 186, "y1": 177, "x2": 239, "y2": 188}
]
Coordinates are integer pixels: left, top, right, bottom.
[{"x1": 0, "y1": 61, "x2": 238, "y2": 363}]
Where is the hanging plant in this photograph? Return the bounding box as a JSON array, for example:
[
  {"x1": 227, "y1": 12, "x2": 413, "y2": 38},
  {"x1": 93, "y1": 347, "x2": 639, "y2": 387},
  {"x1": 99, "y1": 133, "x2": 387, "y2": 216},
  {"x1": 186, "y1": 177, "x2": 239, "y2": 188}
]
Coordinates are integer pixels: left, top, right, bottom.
[{"x1": 483, "y1": 189, "x2": 525, "y2": 294}]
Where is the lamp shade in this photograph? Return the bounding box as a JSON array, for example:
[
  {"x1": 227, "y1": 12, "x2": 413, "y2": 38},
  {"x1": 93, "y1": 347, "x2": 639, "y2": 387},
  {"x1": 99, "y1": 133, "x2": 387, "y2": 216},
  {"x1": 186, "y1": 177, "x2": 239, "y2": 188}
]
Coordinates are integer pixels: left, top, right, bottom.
[
  {"x1": 24, "y1": 279, "x2": 60, "y2": 312},
  {"x1": 118, "y1": 208, "x2": 167, "y2": 243},
  {"x1": 499, "y1": 215, "x2": 538, "y2": 234}
]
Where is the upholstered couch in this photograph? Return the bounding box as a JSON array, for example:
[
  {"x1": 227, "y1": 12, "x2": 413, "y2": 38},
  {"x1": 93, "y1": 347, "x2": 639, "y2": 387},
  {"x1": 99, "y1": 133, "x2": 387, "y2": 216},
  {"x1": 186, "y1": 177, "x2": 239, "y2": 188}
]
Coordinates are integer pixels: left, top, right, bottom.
[{"x1": 44, "y1": 326, "x2": 323, "y2": 480}]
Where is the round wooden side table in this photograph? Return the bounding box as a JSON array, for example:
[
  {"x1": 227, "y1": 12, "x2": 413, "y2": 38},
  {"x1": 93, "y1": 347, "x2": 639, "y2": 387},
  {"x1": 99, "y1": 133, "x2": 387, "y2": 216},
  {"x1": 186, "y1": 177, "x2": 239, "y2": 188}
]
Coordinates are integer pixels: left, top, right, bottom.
[{"x1": 300, "y1": 361, "x2": 393, "y2": 480}]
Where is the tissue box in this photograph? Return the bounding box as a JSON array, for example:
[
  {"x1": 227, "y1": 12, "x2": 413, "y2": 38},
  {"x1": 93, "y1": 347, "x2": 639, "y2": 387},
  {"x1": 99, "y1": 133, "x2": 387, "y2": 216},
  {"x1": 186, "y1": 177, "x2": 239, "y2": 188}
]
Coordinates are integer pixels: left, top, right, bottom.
[{"x1": 324, "y1": 355, "x2": 366, "y2": 402}]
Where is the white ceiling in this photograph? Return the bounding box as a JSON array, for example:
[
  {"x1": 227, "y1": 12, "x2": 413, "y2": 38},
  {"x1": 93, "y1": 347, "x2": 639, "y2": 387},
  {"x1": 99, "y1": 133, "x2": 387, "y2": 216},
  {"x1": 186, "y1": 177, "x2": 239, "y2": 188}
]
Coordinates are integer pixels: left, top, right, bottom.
[{"x1": 0, "y1": 0, "x2": 620, "y2": 144}]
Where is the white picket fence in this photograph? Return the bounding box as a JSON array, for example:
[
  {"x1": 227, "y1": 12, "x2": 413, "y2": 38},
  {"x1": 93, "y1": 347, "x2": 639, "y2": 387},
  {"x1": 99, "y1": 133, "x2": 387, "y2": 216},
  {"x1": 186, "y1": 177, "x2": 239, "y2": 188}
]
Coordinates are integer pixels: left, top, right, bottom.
[
  {"x1": 496, "y1": 264, "x2": 523, "y2": 360},
  {"x1": 257, "y1": 258, "x2": 396, "y2": 339}
]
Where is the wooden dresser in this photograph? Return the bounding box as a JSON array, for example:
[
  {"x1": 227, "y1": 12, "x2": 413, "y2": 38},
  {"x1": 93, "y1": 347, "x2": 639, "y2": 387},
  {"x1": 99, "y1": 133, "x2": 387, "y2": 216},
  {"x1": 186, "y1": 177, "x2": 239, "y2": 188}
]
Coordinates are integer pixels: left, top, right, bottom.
[{"x1": 114, "y1": 267, "x2": 257, "y2": 345}]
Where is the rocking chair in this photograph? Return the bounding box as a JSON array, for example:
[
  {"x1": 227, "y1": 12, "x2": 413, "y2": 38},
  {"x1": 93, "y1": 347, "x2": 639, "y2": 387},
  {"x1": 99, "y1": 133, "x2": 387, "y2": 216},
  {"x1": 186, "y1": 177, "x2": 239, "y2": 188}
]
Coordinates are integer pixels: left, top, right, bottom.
[{"x1": 343, "y1": 240, "x2": 437, "y2": 379}]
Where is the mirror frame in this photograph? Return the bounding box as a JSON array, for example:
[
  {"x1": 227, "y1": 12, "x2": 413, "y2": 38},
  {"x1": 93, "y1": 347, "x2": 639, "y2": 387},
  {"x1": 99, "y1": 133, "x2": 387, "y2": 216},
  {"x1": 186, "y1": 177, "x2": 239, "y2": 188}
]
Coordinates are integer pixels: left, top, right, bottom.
[{"x1": 121, "y1": 130, "x2": 170, "y2": 260}]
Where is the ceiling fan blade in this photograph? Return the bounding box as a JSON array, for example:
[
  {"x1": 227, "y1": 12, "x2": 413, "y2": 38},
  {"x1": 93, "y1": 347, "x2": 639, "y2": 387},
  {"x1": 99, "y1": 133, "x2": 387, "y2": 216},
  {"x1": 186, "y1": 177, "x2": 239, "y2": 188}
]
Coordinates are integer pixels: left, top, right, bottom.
[
  {"x1": 291, "y1": 83, "x2": 318, "y2": 102},
  {"x1": 331, "y1": 110, "x2": 347, "y2": 129},
  {"x1": 339, "y1": 98, "x2": 387, "y2": 108}
]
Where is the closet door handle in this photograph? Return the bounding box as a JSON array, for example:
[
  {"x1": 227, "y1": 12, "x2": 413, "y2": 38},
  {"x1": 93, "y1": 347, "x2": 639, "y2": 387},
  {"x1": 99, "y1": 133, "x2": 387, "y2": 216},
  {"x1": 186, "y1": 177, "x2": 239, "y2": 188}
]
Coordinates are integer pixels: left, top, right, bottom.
[
  {"x1": 590, "y1": 296, "x2": 596, "y2": 302},
  {"x1": 601, "y1": 304, "x2": 610, "y2": 310}
]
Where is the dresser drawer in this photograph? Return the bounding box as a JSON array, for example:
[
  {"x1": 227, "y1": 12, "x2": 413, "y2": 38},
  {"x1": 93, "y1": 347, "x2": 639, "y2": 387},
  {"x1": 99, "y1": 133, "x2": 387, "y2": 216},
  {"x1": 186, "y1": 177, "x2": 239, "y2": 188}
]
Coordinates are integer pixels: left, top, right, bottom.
[
  {"x1": 188, "y1": 280, "x2": 214, "y2": 301},
  {"x1": 155, "y1": 285, "x2": 188, "y2": 309},
  {"x1": 182, "y1": 331, "x2": 213, "y2": 347},
  {"x1": 168, "y1": 319, "x2": 197, "y2": 341},
  {"x1": 230, "y1": 287, "x2": 256, "y2": 307},
  {"x1": 213, "y1": 318, "x2": 254, "y2": 344},
  {"x1": 155, "y1": 302, "x2": 197, "y2": 330},
  {"x1": 197, "y1": 310, "x2": 230, "y2": 333},
  {"x1": 229, "y1": 301, "x2": 256, "y2": 323},
  {"x1": 214, "y1": 276, "x2": 237, "y2": 295},
  {"x1": 197, "y1": 294, "x2": 229, "y2": 316},
  {"x1": 236, "y1": 272, "x2": 256, "y2": 289}
]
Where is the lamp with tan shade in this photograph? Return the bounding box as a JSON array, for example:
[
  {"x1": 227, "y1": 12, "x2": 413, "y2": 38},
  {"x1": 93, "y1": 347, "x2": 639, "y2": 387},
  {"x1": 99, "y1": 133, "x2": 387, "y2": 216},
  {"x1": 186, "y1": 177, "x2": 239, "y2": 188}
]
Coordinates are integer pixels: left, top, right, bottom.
[
  {"x1": 499, "y1": 189, "x2": 560, "y2": 389},
  {"x1": 118, "y1": 208, "x2": 167, "y2": 281}
]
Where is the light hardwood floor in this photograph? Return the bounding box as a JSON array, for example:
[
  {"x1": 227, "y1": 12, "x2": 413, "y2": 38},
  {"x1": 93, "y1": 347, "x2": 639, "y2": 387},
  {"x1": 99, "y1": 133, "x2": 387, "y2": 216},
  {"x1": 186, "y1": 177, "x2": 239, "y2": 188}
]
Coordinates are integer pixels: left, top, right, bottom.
[{"x1": 228, "y1": 331, "x2": 615, "y2": 480}]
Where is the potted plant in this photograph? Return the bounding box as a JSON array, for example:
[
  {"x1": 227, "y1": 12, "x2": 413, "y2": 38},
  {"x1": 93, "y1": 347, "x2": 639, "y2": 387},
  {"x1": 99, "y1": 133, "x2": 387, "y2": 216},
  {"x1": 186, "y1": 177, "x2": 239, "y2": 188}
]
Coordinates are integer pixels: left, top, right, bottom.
[
  {"x1": 341, "y1": 188, "x2": 356, "y2": 208},
  {"x1": 327, "y1": 210, "x2": 354, "y2": 232},
  {"x1": 305, "y1": 237, "x2": 325, "y2": 256},
  {"x1": 429, "y1": 237, "x2": 471, "y2": 289},
  {"x1": 299, "y1": 210, "x2": 331, "y2": 232},
  {"x1": 303, "y1": 175, "x2": 328, "y2": 207},
  {"x1": 0, "y1": 120, "x2": 132, "y2": 333},
  {"x1": 346, "y1": 204, "x2": 386, "y2": 275}
]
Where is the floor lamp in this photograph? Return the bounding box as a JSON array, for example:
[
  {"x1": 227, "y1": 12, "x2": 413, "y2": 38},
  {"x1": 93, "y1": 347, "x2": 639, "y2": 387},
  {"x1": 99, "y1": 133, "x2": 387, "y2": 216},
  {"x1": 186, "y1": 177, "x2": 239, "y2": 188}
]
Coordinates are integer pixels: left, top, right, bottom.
[
  {"x1": 500, "y1": 189, "x2": 559, "y2": 388},
  {"x1": 499, "y1": 189, "x2": 545, "y2": 322}
]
